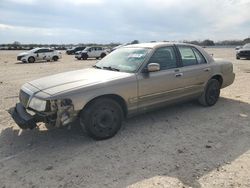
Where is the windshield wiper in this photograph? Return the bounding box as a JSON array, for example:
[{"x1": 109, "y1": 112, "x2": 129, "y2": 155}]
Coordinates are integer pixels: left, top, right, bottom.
[
  {"x1": 92, "y1": 65, "x2": 102, "y2": 69},
  {"x1": 103, "y1": 66, "x2": 120, "y2": 72}
]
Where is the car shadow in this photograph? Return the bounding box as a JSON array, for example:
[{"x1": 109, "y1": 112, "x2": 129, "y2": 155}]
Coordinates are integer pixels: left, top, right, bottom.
[
  {"x1": 0, "y1": 97, "x2": 250, "y2": 187},
  {"x1": 15, "y1": 60, "x2": 60, "y2": 64}
]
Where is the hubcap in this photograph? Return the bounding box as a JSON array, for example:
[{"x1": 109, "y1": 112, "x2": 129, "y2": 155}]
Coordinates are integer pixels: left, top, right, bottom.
[{"x1": 92, "y1": 108, "x2": 117, "y2": 133}]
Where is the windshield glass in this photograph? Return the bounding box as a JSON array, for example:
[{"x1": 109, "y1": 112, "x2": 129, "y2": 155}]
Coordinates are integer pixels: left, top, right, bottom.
[
  {"x1": 95, "y1": 47, "x2": 150, "y2": 73},
  {"x1": 243, "y1": 43, "x2": 250, "y2": 48},
  {"x1": 28, "y1": 48, "x2": 39, "y2": 53}
]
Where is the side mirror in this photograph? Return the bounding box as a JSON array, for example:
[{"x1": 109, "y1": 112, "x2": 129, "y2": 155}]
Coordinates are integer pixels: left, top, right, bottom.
[{"x1": 147, "y1": 63, "x2": 160, "y2": 72}]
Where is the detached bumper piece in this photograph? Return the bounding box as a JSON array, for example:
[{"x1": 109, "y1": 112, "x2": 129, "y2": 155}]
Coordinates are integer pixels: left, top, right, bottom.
[{"x1": 11, "y1": 103, "x2": 37, "y2": 129}]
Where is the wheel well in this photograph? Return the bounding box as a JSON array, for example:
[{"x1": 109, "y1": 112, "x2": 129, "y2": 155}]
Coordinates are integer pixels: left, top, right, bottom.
[
  {"x1": 211, "y1": 75, "x2": 223, "y2": 87},
  {"x1": 83, "y1": 94, "x2": 128, "y2": 117}
]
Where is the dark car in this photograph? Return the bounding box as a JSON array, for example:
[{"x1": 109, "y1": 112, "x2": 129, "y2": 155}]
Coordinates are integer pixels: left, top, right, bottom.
[
  {"x1": 66, "y1": 46, "x2": 86, "y2": 55},
  {"x1": 236, "y1": 43, "x2": 250, "y2": 59}
]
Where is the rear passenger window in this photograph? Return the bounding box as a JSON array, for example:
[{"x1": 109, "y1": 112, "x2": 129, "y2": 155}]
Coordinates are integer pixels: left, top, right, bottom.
[
  {"x1": 178, "y1": 46, "x2": 197, "y2": 66},
  {"x1": 192, "y1": 48, "x2": 206, "y2": 64},
  {"x1": 149, "y1": 47, "x2": 177, "y2": 70}
]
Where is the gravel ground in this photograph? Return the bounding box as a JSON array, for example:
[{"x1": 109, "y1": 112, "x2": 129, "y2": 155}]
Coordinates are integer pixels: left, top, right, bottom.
[{"x1": 0, "y1": 48, "x2": 250, "y2": 188}]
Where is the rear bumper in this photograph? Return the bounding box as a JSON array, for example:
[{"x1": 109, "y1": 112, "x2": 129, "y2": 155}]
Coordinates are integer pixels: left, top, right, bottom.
[{"x1": 10, "y1": 103, "x2": 37, "y2": 129}]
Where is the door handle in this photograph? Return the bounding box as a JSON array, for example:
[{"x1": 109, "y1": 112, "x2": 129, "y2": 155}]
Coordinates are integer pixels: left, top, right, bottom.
[
  {"x1": 175, "y1": 73, "x2": 183, "y2": 77},
  {"x1": 204, "y1": 68, "x2": 211, "y2": 72}
]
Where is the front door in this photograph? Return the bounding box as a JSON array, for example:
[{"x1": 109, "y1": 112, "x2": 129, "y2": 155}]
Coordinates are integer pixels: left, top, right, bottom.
[{"x1": 137, "y1": 46, "x2": 183, "y2": 111}]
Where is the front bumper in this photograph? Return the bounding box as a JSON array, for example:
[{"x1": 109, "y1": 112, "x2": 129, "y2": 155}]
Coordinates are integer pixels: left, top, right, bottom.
[
  {"x1": 10, "y1": 103, "x2": 38, "y2": 129},
  {"x1": 75, "y1": 54, "x2": 81, "y2": 59}
]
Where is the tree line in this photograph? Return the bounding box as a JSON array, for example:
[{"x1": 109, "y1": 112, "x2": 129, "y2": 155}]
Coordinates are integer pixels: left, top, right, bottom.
[{"x1": 0, "y1": 38, "x2": 250, "y2": 50}]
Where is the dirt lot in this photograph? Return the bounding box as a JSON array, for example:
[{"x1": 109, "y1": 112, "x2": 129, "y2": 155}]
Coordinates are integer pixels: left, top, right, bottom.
[{"x1": 0, "y1": 48, "x2": 250, "y2": 188}]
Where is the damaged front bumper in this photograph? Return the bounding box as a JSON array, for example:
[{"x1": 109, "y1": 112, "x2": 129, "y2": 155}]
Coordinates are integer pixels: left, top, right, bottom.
[
  {"x1": 11, "y1": 103, "x2": 38, "y2": 129},
  {"x1": 10, "y1": 100, "x2": 79, "y2": 130}
]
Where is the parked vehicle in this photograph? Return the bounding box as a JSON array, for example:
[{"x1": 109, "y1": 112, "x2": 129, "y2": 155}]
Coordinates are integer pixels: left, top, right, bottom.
[
  {"x1": 11, "y1": 42, "x2": 235, "y2": 140},
  {"x1": 17, "y1": 48, "x2": 62, "y2": 63},
  {"x1": 236, "y1": 43, "x2": 250, "y2": 59},
  {"x1": 75, "y1": 46, "x2": 108, "y2": 60},
  {"x1": 235, "y1": 46, "x2": 242, "y2": 50},
  {"x1": 66, "y1": 46, "x2": 86, "y2": 55}
]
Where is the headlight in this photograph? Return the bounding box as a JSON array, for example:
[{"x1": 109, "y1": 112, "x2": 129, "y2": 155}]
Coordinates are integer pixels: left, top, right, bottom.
[{"x1": 29, "y1": 97, "x2": 47, "y2": 111}]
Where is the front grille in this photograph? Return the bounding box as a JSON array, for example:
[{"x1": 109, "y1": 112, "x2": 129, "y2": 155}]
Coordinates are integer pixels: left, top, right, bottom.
[{"x1": 19, "y1": 90, "x2": 30, "y2": 107}]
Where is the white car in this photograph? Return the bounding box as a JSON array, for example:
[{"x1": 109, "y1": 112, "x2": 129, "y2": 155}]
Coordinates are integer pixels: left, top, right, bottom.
[
  {"x1": 75, "y1": 46, "x2": 108, "y2": 60},
  {"x1": 17, "y1": 48, "x2": 62, "y2": 63}
]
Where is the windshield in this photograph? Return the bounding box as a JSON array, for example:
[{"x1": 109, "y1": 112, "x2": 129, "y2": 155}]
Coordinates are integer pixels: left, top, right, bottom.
[
  {"x1": 95, "y1": 47, "x2": 150, "y2": 73},
  {"x1": 27, "y1": 48, "x2": 39, "y2": 53},
  {"x1": 84, "y1": 47, "x2": 90, "y2": 51},
  {"x1": 243, "y1": 43, "x2": 250, "y2": 48}
]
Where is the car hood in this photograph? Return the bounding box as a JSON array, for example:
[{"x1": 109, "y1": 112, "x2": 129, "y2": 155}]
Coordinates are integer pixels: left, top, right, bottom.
[
  {"x1": 28, "y1": 68, "x2": 133, "y2": 96},
  {"x1": 18, "y1": 52, "x2": 28, "y2": 56},
  {"x1": 239, "y1": 48, "x2": 250, "y2": 52}
]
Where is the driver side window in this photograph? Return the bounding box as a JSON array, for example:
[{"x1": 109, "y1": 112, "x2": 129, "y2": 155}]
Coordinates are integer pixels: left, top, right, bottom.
[{"x1": 149, "y1": 47, "x2": 177, "y2": 70}]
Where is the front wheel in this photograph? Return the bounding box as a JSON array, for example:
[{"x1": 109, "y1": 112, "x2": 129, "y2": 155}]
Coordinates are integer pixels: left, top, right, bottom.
[
  {"x1": 28, "y1": 56, "x2": 35, "y2": 63},
  {"x1": 80, "y1": 98, "x2": 123, "y2": 140},
  {"x1": 82, "y1": 54, "x2": 88, "y2": 60},
  {"x1": 198, "y1": 79, "x2": 220, "y2": 106}
]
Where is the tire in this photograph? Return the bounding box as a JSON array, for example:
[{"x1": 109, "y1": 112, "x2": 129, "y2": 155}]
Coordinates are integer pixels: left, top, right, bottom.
[
  {"x1": 100, "y1": 53, "x2": 106, "y2": 59},
  {"x1": 236, "y1": 55, "x2": 240, "y2": 59},
  {"x1": 77, "y1": 57, "x2": 81, "y2": 60},
  {"x1": 198, "y1": 79, "x2": 220, "y2": 106},
  {"x1": 28, "y1": 56, "x2": 35, "y2": 63},
  {"x1": 53, "y1": 56, "x2": 58, "y2": 61},
  {"x1": 82, "y1": 54, "x2": 88, "y2": 60},
  {"x1": 80, "y1": 98, "x2": 123, "y2": 140}
]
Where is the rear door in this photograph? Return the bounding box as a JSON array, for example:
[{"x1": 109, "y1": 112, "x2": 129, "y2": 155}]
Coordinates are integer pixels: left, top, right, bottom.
[
  {"x1": 175, "y1": 45, "x2": 212, "y2": 96},
  {"x1": 137, "y1": 46, "x2": 184, "y2": 111}
]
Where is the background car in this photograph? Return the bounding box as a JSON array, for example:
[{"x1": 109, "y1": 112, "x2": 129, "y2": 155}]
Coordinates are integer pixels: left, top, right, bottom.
[
  {"x1": 66, "y1": 46, "x2": 86, "y2": 55},
  {"x1": 75, "y1": 46, "x2": 108, "y2": 60},
  {"x1": 17, "y1": 48, "x2": 62, "y2": 63},
  {"x1": 236, "y1": 43, "x2": 250, "y2": 59}
]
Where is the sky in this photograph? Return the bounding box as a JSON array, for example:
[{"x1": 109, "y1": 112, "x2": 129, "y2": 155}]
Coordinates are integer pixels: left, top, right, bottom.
[{"x1": 0, "y1": 0, "x2": 250, "y2": 44}]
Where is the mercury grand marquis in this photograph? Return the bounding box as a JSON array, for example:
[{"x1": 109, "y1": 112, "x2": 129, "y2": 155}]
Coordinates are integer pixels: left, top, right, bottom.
[{"x1": 10, "y1": 42, "x2": 235, "y2": 140}]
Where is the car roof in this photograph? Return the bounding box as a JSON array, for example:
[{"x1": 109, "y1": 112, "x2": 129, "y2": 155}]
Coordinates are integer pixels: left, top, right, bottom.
[
  {"x1": 125, "y1": 42, "x2": 198, "y2": 49},
  {"x1": 33, "y1": 47, "x2": 51, "y2": 50}
]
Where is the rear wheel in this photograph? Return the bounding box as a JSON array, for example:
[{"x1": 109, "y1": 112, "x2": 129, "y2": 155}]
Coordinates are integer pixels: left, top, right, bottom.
[
  {"x1": 100, "y1": 53, "x2": 106, "y2": 59},
  {"x1": 80, "y1": 98, "x2": 123, "y2": 140},
  {"x1": 236, "y1": 55, "x2": 240, "y2": 60},
  {"x1": 198, "y1": 79, "x2": 220, "y2": 106},
  {"x1": 53, "y1": 56, "x2": 58, "y2": 61},
  {"x1": 28, "y1": 56, "x2": 35, "y2": 63}
]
